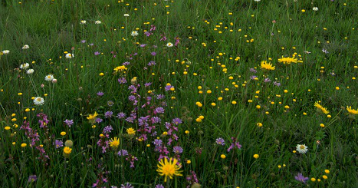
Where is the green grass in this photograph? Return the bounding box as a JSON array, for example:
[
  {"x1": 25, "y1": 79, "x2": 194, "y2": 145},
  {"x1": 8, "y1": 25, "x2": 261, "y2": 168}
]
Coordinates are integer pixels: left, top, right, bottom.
[{"x1": 1, "y1": 0, "x2": 357, "y2": 187}]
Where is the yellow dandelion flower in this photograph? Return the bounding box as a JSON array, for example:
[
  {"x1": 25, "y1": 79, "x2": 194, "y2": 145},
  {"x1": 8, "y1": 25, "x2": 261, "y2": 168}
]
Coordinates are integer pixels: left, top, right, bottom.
[
  {"x1": 63, "y1": 146, "x2": 72, "y2": 158},
  {"x1": 314, "y1": 102, "x2": 330, "y2": 114},
  {"x1": 260, "y1": 61, "x2": 275, "y2": 70},
  {"x1": 157, "y1": 157, "x2": 183, "y2": 182},
  {"x1": 113, "y1": 65, "x2": 127, "y2": 72}
]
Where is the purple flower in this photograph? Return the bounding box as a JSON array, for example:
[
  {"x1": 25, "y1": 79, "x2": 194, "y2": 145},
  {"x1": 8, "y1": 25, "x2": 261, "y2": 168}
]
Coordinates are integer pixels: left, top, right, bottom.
[
  {"x1": 155, "y1": 184, "x2": 164, "y2": 188},
  {"x1": 153, "y1": 139, "x2": 162, "y2": 146},
  {"x1": 144, "y1": 82, "x2": 152, "y2": 87},
  {"x1": 94, "y1": 51, "x2": 100, "y2": 56},
  {"x1": 118, "y1": 149, "x2": 128, "y2": 156},
  {"x1": 105, "y1": 111, "x2": 113, "y2": 118},
  {"x1": 155, "y1": 107, "x2": 165, "y2": 114},
  {"x1": 216, "y1": 138, "x2": 225, "y2": 145},
  {"x1": 172, "y1": 118, "x2": 182, "y2": 125},
  {"x1": 151, "y1": 52, "x2": 156, "y2": 56},
  {"x1": 227, "y1": 137, "x2": 242, "y2": 152},
  {"x1": 123, "y1": 61, "x2": 130, "y2": 66},
  {"x1": 148, "y1": 61, "x2": 156, "y2": 66},
  {"x1": 264, "y1": 78, "x2": 271, "y2": 83},
  {"x1": 81, "y1": 40, "x2": 86, "y2": 43},
  {"x1": 295, "y1": 173, "x2": 309, "y2": 183},
  {"x1": 103, "y1": 125, "x2": 113, "y2": 133},
  {"x1": 144, "y1": 31, "x2": 151, "y2": 37},
  {"x1": 118, "y1": 77, "x2": 127, "y2": 84},
  {"x1": 140, "y1": 44, "x2": 146, "y2": 48},
  {"x1": 28, "y1": 175, "x2": 37, "y2": 182},
  {"x1": 64, "y1": 119, "x2": 74, "y2": 127},
  {"x1": 273, "y1": 81, "x2": 281, "y2": 87},
  {"x1": 249, "y1": 68, "x2": 257, "y2": 73},
  {"x1": 95, "y1": 118, "x2": 103, "y2": 124},
  {"x1": 54, "y1": 140, "x2": 63, "y2": 149},
  {"x1": 173, "y1": 146, "x2": 183, "y2": 154},
  {"x1": 121, "y1": 183, "x2": 133, "y2": 188},
  {"x1": 128, "y1": 95, "x2": 136, "y2": 101},
  {"x1": 156, "y1": 94, "x2": 165, "y2": 99},
  {"x1": 97, "y1": 91, "x2": 104, "y2": 96},
  {"x1": 117, "y1": 112, "x2": 126, "y2": 119}
]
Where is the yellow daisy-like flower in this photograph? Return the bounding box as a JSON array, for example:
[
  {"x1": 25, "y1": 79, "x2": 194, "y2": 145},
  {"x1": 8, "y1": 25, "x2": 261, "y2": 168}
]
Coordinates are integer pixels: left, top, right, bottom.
[
  {"x1": 113, "y1": 65, "x2": 127, "y2": 72},
  {"x1": 278, "y1": 54, "x2": 303, "y2": 65},
  {"x1": 314, "y1": 102, "x2": 330, "y2": 114},
  {"x1": 260, "y1": 61, "x2": 275, "y2": 70},
  {"x1": 126, "y1": 127, "x2": 136, "y2": 135},
  {"x1": 109, "y1": 137, "x2": 120, "y2": 149},
  {"x1": 157, "y1": 157, "x2": 183, "y2": 182},
  {"x1": 87, "y1": 112, "x2": 98, "y2": 124},
  {"x1": 346, "y1": 106, "x2": 358, "y2": 115}
]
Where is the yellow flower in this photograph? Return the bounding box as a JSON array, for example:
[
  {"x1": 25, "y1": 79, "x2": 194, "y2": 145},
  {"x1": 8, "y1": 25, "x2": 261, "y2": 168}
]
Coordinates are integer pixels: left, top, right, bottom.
[
  {"x1": 221, "y1": 154, "x2": 226, "y2": 159},
  {"x1": 346, "y1": 106, "x2": 358, "y2": 115},
  {"x1": 60, "y1": 131, "x2": 66, "y2": 136},
  {"x1": 260, "y1": 61, "x2": 275, "y2": 70},
  {"x1": 63, "y1": 146, "x2": 72, "y2": 158},
  {"x1": 325, "y1": 169, "x2": 330, "y2": 174},
  {"x1": 157, "y1": 157, "x2": 183, "y2": 182},
  {"x1": 278, "y1": 54, "x2": 303, "y2": 65},
  {"x1": 109, "y1": 137, "x2": 120, "y2": 149},
  {"x1": 114, "y1": 65, "x2": 127, "y2": 72},
  {"x1": 127, "y1": 128, "x2": 136, "y2": 135},
  {"x1": 253, "y1": 154, "x2": 259, "y2": 159},
  {"x1": 87, "y1": 112, "x2": 98, "y2": 124},
  {"x1": 314, "y1": 102, "x2": 330, "y2": 114},
  {"x1": 21, "y1": 143, "x2": 27, "y2": 148},
  {"x1": 4, "y1": 126, "x2": 10, "y2": 130}
]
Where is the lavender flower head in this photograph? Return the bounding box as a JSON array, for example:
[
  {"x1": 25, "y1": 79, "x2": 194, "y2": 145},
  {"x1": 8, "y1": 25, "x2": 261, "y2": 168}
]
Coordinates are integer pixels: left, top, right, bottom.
[
  {"x1": 117, "y1": 112, "x2": 126, "y2": 119},
  {"x1": 295, "y1": 173, "x2": 309, "y2": 183},
  {"x1": 155, "y1": 184, "x2": 164, "y2": 188},
  {"x1": 118, "y1": 149, "x2": 129, "y2": 156},
  {"x1": 105, "y1": 111, "x2": 113, "y2": 118},
  {"x1": 97, "y1": 91, "x2": 104, "y2": 96},
  {"x1": 120, "y1": 182, "x2": 134, "y2": 188},
  {"x1": 173, "y1": 146, "x2": 183, "y2": 154},
  {"x1": 28, "y1": 175, "x2": 37, "y2": 182},
  {"x1": 54, "y1": 140, "x2": 63, "y2": 149},
  {"x1": 216, "y1": 138, "x2": 225, "y2": 146},
  {"x1": 64, "y1": 119, "x2": 74, "y2": 127}
]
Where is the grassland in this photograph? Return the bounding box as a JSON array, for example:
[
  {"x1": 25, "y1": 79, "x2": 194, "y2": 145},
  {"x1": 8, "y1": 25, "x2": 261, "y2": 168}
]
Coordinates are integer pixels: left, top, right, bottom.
[{"x1": 0, "y1": 0, "x2": 357, "y2": 187}]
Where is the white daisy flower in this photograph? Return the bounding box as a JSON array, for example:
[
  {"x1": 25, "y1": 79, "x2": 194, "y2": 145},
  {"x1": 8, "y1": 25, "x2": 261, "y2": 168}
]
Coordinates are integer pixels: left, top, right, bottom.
[
  {"x1": 313, "y1": 7, "x2": 318, "y2": 11},
  {"x1": 26, "y1": 69, "x2": 34, "y2": 74},
  {"x1": 166, "y1": 42, "x2": 173, "y2": 47},
  {"x1": 45, "y1": 74, "x2": 54, "y2": 81},
  {"x1": 95, "y1": 20, "x2": 101, "y2": 24},
  {"x1": 20, "y1": 63, "x2": 30, "y2": 70},
  {"x1": 33, "y1": 97, "x2": 45, "y2": 106},
  {"x1": 22, "y1": 45, "x2": 30, "y2": 50},
  {"x1": 296, "y1": 144, "x2": 308, "y2": 154},
  {"x1": 65, "y1": 53, "x2": 74, "y2": 59},
  {"x1": 124, "y1": 14, "x2": 129, "y2": 17},
  {"x1": 2, "y1": 50, "x2": 10, "y2": 54},
  {"x1": 80, "y1": 20, "x2": 86, "y2": 24},
  {"x1": 131, "y1": 31, "x2": 138, "y2": 37}
]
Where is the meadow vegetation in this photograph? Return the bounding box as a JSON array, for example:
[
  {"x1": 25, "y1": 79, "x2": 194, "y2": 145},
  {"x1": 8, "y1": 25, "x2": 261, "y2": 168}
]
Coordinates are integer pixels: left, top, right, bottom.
[{"x1": 0, "y1": 0, "x2": 357, "y2": 187}]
